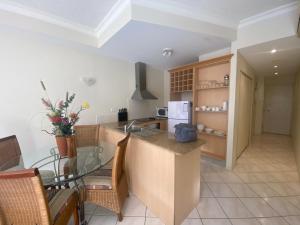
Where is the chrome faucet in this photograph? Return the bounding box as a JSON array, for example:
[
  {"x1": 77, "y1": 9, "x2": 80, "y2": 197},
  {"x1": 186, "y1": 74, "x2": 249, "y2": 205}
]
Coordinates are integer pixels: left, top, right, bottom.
[{"x1": 124, "y1": 120, "x2": 136, "y2": 132}]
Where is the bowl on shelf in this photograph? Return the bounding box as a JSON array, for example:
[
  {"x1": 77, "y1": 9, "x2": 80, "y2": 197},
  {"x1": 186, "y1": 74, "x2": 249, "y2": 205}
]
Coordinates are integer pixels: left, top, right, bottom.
[
  {"x1": 204, "y1": 128, "x2": 214, "y2": 134},
  {"x1": 197, "y1": 123, "x2": 205, "y2": 132},
  {"x1": 213, "y1": 130, "x2": 226, "y2": 136}
]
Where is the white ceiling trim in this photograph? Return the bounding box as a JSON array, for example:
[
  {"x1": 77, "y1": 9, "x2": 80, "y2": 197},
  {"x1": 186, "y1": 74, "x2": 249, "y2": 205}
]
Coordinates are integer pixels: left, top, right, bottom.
[
  {"x1": 95, "y1": 0, "x2": 131, "y2": 35},
  {"x1": 0, "y1": 0, "x2": 95, "y2": 36},
  {"x1": 239, "y1": 1, "x2": 300, "y2": 28}
]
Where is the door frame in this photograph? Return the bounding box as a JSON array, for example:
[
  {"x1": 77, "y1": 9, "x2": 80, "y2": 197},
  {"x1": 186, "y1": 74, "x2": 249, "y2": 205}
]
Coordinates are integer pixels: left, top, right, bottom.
[{"x1": 236, "y1": 70, "x2": 254, "y2": 159}]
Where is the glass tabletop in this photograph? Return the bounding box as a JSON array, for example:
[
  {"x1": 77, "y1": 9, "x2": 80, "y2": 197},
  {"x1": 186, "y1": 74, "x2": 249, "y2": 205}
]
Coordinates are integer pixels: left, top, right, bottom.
[{"x1": 0, "y1": 141, "x2": 116, "y2": 187}]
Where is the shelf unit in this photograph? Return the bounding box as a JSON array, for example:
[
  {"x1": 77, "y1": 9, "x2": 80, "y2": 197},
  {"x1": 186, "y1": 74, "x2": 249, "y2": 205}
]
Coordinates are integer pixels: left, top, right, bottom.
[
  {"x1": 168, "y1": 54, "x2": 233, "y2": 160},
  {"x1": 192, "y1": 55, "x2": 232, "y2": 160}
]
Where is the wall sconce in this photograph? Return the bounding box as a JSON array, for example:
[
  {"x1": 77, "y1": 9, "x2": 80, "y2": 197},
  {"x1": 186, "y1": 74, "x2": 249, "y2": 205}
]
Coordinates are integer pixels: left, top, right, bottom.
[{"x1": 80, "y1": 77, "x2": 96, "y2": 86}]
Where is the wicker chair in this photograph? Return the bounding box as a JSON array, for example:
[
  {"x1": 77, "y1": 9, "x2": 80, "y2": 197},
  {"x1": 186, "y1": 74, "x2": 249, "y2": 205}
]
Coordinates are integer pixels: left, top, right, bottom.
[
  {"x1": 0, "y1": 135, "x2": 22, "y2": 170},
  {"x1": 0, "y1": 168, "x2": 79, "y2": 225},
  {"x1": 74, "y1": 125, "x2": 100, "y2": 147},
  {"x1": 84, "y1": 134, "x2": 130, "y2": 221},
  {"x1": 0, "y1": 135, "x2": 55, "y2": 186}
]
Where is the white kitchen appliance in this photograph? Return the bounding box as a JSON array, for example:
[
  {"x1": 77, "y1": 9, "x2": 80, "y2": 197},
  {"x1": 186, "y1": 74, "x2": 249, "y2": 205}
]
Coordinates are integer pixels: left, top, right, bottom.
[
  {"x1": 168, "y1": 101, "x2": 192, "y2": 133},
  {"x1": 156, "y1": 107, "x2": 168, "y2": 118}
]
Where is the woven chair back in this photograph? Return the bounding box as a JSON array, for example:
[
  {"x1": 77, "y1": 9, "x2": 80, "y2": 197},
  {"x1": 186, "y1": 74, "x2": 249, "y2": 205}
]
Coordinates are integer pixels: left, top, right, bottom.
[
  {"x1": 0, "y1": 135, "x2": 21, "y2": 170},
  {"x1": 74, "y1": 125, "x2": 100, "y2": 147},
  {"x1": 0, "y1": 168, "x2": 51, "y2": 225},
  {"x1": 111, "y1": 134, "x2": 130, "y2": 189}
]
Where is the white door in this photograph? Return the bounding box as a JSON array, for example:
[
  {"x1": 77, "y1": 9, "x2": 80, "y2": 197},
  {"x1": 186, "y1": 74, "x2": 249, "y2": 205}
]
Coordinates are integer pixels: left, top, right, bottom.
[
  {"x1": 263, "y1": 85, "x2": 293, "y2": 135},
  {"x1": 237, "y1": 72, "x2": 253, "y2": 158}
]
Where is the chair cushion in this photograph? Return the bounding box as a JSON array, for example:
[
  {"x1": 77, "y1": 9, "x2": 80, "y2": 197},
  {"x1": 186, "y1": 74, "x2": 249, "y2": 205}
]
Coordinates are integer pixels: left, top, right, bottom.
[
  {"x1": 47, "y1": 189, "x2": 76, "y2": 223},
  {"x1": 90, "y1": 168, "x2": 112, "y2": 177},
  {"x1": 84, "y1": 176, "x2": 112, "y2": 190}
]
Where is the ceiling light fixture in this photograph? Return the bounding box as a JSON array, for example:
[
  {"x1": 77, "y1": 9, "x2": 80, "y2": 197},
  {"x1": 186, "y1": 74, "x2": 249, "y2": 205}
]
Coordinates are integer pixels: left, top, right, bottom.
[
  {"x1": 274, "y1": 72, "x2": 279, "y2": 75},
  {"x1": 274, "y1": 65, "x2": 278, "y2": 68},
  {"x1": 271, "y1": 49, "x2": 277, "y2": 54},
  {"x1": 162, "y1": 48, "x2": 173, "y2": 57}
]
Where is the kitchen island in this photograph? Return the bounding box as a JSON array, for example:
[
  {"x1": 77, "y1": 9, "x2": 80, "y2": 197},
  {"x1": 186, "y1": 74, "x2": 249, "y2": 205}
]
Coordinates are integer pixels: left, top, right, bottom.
[{"x1": 99, "y1": 121, "x2": 205, "y2": 225}]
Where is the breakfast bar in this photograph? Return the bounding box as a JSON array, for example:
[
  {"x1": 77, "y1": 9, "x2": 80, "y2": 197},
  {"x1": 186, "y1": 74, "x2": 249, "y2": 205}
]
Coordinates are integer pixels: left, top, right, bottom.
[{"x1": 100, "y1": 122, "x2": 205, "y2": 225}]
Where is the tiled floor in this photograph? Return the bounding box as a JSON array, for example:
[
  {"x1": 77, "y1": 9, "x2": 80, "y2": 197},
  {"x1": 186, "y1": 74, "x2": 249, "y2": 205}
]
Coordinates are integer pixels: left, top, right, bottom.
[{"x1": 71, "y1": 134, "x2": 300, "y2": 225}]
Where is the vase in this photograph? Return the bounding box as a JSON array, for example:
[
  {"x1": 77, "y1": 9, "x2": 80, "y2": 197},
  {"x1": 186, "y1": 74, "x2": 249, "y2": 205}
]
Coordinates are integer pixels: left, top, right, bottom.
[
  {"x1": 55, "y1": 136, "x2": 68, "y2": 157},
  {"x1": 66, "y1": 135, "x2": 77, "y2": 158}
]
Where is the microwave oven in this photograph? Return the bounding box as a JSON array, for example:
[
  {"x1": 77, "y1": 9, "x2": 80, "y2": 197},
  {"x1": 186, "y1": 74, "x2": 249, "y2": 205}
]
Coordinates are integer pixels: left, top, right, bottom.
[{"x1": 156, "y1": 107, "x2": 168, "y2": 117}]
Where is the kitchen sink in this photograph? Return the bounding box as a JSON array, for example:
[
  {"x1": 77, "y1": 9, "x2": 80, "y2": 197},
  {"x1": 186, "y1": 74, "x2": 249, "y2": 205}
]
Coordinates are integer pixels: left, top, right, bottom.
[{"x1": 117, "y1": 125, "x2": 161, "y2": 137}]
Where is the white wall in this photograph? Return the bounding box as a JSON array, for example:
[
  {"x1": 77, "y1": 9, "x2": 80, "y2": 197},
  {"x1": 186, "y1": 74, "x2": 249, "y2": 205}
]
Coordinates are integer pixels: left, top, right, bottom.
[
  {"x1": 0, "y1": 30, "x2": 164, "y2": 166},
  {"x1": 292, "y1": 70, "x2": 300, "y2": 175}
]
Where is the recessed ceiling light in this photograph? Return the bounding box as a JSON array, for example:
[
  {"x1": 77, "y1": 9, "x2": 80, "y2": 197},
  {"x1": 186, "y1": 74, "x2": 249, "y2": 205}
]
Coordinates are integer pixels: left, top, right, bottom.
[
  {"x1": 274, "y1": 72, "x2": 279, "y2": 75},
  {"x1": 271, "y1": 49, "x2": 277, "y2": 54},
  {"x1": 274, "y1": 65, "x2": 278, "y2": 68}
]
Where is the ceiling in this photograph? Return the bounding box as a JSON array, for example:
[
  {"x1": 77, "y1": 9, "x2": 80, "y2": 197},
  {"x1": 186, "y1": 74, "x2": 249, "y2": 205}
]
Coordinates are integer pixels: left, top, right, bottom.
[
  {"x1": 99, "y1": 20, "x2": 230, "y2": 69},
  {"x1": 2, "y1": 0, "x2": 119, "y2": 28},
  {"x1": 1, "y1": 0, "x2": 298, "y2": 69},
  {"x1": 133, "y1": 0, "x2": 297, "y2": 27},
  {"x1": 239, "y1": 36, "x2": 300, "y2": 77},
  {"x1": 5, "y1": 0, "x2": 296, "y2": 29}
]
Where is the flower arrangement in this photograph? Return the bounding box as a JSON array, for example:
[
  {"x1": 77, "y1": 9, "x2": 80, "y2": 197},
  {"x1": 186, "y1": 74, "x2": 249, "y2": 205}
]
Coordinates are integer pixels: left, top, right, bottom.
[{"x1": 40, "y1": 81, "x2": 89, "y2": 137}]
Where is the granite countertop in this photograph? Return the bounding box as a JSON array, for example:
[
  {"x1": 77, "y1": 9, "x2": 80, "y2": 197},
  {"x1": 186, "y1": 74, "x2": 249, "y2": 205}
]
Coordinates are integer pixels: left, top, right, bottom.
[{"x1": 101, "y1": 121, "x2": 205, "y2": 155}]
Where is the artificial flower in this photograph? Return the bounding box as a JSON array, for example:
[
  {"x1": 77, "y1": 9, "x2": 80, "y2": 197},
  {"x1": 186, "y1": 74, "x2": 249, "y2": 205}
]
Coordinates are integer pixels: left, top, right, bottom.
[{"x1": 82, "y1": 101, "x2": 90, "y2": 109}]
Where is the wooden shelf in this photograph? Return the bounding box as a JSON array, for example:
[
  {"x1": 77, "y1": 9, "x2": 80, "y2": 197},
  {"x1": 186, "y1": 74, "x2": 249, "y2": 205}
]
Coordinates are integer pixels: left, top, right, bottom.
[
  {"x1": 198, "y1": 132, "x2": 227, "y2": 139},
  {"x1": 196, "y1": 86, "x2": 229, "y2": 91},
  {"x1": 170, "y1": 68, "x2": 194, "y2": 94},
  {"x1": 195, "y1": 110, "x2": 228, "y2": 113}
]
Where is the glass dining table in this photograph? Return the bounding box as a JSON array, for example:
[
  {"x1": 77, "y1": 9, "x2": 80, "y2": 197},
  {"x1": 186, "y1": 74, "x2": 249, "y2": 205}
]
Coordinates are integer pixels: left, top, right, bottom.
[{"x1": 0, "y1": 141, "x2": 116, "y2": 225}]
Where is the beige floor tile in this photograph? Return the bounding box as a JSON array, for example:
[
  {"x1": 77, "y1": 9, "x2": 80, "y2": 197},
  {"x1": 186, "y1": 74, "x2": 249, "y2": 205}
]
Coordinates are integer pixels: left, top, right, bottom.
[
  {"x1": 146, "y1": 208, "x2": 157, "y2": 218},
  {"x1": 123, "y1": 196, "x2": 146, "y2": 216},
  {"x1": 116, "y1": 217, "x2": 145, "y2": 225},
  {"x1": 217, "y1": 171, "x2": 243, "y2": 183},
  {"x1": 235, "y1": 173, "x2": 266, "y2": 183},
  {"x1": 258, "y1": 217, "x2": 289, "y2": 225},
  {"x1": 240, "y1": 198, "x2": 278, "y2": 217},
  {"x1": 145, "y1": 217, "x2": 164, "y2": 225},
  {"x1": 200, "y1": 183, "x2": 214, "y2": 197},
  {"x1": 207, "y1": 183, "x2": 236, "y2": 197},
  {"x1": 202, "y1": 219, "x2": 231, "y2": 225},
  {"x1": 84, "y1": 202, "x2": 97, "y2": 215},
  {"x1": 89, "y1": 216, "x2": 117, "y2": 225},
  {"x1": 227, "y1": 183, "x2": 258, "y2": 197},
  {"x1": 217, "y1": 198, "x2": 253, "y2": 218},
  {"x1": 263, "y1": 197, "x2": 300, "y2": 216},
  {"x1": 248, "y1": 183, "x2": 281, "y2": 197},
  {"x1": 197, "y1": 198, "x2": 226, "y2": 219},
  {"x1": 187, "y1": 208, "x2": 200, "y2": 218},
  {"x1": 230, "y1": 218, "x2": 261, "y2": 225},
  {"x1": 181, "y1": 219, "x2": 203, "y2": 225},
  {"x1": 202, "y1": 173, "x2": 224, "y2": 183},
  {"x1": 284, "y1": 216, "x2": 300, "y2": 225},
  {"x1": 285, "y1": 196, "x2": 300, "y2": 209},
  {"x1": 93, "y1": 207, "x2": 115, "y2": 216}
]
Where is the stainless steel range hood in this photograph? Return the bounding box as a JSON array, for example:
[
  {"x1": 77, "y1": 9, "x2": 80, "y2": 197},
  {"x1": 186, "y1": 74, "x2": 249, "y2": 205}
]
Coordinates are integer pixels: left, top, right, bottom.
[{"x1": 131, "y1": 62, "x2": 158, "y2": 100}]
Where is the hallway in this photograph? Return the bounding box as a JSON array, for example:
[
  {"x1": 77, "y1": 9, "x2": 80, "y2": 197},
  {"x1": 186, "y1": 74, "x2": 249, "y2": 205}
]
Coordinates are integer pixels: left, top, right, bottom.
[{"x1": 199, "y1": 133, "x2": 300, "y2": 225}]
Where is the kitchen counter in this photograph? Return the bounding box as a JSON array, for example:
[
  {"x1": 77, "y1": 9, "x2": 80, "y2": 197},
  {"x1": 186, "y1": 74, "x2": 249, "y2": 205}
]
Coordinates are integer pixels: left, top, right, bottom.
[
  {"x1": 99, "y1": 120, "x2": 204, "y2": 225},
  {"x1": 102, "y1": 121, "x2": 205, "y2": 155}
]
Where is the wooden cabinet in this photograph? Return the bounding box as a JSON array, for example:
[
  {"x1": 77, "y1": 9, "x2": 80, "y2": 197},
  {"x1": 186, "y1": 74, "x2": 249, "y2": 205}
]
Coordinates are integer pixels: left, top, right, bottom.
[
  {"x1": 169, "y1": 54, "x2": 233, "y2": 160},
  {"x1": 169, "y1": 66, "x2": 194, "y2": 101}
]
